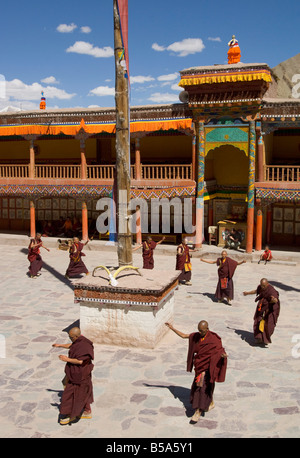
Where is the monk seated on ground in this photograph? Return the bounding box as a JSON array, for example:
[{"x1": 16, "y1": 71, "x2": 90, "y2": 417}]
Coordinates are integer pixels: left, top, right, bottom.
[
  {"x1": 225, "y1": 228, "x2": 242, "y2": 250},
  {"x1": 258, "y1": 246, "x2": 273, "y2": 264},
  {"x1": 42, "y1": 220, "x2": 54, "y2": 237}
]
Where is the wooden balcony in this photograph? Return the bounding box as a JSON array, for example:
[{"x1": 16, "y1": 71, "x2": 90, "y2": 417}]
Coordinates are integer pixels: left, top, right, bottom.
[
  {"x1": 264, "y1": 165, "x2": 300, "y2": 182},
  {"x1": 35, "y1": 165, "x2": 81, "y2": 179},
  {"x1": 141, "y1": 164, "x2": 192, "y2": 180},
  {"x1": 0, "y1": 164, "x2": 29, "y2": 178},
  {"x1": 0, "y1": 163, "x2": 193, "y2": 182}
]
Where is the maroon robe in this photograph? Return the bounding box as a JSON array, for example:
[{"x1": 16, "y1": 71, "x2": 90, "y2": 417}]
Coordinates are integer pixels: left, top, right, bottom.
[
  {"x1": 60, "y1": 335, "x2": 94, "y2": 418},
  {"x1": 142, "y1": 240, "x2": 157, "y2": 269},
  {"x1": 176, "y1": 243, "x2": 192, "y2": 282},
  {"x1": 215, "y1": 256, "x2": 238, "y2": 301},
  {"x1": 65, "y1": 242, "x2": 88, "y2": 277},
  {"x1": 187, "y1": 331, "x2": 227, "y2": 411},
  {"x1": 28, "y1": 238, "x2": 43, "y2": 277},
  {"x1": 253, "y1": 284, "x2": 280, "y2": 344}
]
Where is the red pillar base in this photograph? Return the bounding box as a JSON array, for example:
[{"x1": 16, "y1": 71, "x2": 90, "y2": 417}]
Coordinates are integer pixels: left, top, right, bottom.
[
  {"x1": 30, "y1": 200, "x2": 36, "y2": 238},
  {"x1": 246, "y1": 207, "x2": 254, "y2": 254},
  {"x1": 82, "y1": 201, "x2": 89, "y2": 241},
  {"x1": 255, "y1": 209, "x2": 263, "y2": 251}
]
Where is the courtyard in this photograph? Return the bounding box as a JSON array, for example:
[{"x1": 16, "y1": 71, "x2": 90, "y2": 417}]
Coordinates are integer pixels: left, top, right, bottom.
[{"x1": 0, "y1": 236, "x2": 299, "y2": 439}]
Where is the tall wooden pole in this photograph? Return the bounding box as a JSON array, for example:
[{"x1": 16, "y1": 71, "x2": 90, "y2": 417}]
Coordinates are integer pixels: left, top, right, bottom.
[{"x1": 114, "y1": 0, "x2": 132, "y2": 266}]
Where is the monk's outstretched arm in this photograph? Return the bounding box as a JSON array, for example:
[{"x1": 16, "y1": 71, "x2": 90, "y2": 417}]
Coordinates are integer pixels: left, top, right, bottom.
[
  {"x1": 200, "y1": 258, "x2": 217, "y2": 264},
  {"x1": 243, "y1": 289, "x2": 257, "y2": 296},
  {"x1": 165, "y1": 322, "x2": 189, "y2": 339},
  {"x1": 59, "y1": 355, "x2": 83, "y2": 365},
  {"x1": 52, "y1": 343, "x2": 72, "y2": 349},
  {"x1": 132, "y1": 244, "x2": 142, "y2": 252},
  {"x1": 156, "y1": 236, "x2": 166, "y2": 245},
  {"x1": 237, "y1": 260, "x2": 246, "y2": 265}
]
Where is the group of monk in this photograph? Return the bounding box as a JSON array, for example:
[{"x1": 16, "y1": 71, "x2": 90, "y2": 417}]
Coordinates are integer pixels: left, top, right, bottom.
[
  {"x1": 27, "y1": 233, "x2": 280, "y2": 426},
  {"x1": 131, "y1": 236, "x2": 280, "y2": 424},
  {"x1": 27, "y1": 233, "x2": 90, "y2": 280}
]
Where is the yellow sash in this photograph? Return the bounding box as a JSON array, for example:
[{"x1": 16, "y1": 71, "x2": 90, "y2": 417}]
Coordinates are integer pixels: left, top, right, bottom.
[{"x1": 259, "y1": 319, "x2": 265, "y2": 333}]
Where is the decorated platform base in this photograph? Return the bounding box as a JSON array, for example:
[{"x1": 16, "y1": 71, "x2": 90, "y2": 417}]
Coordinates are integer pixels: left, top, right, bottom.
[{"x1": 74, "y1": 267, "x2": 179, "y2": 349}]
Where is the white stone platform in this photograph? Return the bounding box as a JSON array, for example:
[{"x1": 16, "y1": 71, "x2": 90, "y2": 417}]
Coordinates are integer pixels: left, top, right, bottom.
[{"x1": 74, "y1": 269, "x2": 179, "y2": 348}]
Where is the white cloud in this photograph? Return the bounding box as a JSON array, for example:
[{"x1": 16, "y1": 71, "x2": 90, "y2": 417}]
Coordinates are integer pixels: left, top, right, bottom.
[
  {"x1": 41, "y1": 76, "x2": 59, "y2": 85},
  {"x1": 171, "y1": 83, "x2": 182, "y2": 92},
  {"x1": 148, "y1": 92, "x2": 179, "y2": 103},
  {"x1": 0, "y1": 98, "x2": 38, "y2": 111},
  {"x1": 81, "y1": 26, "x2": 92, "y2": 34},
  {"x1": 130, "y1": 75, "x2": 155, "y2": 84},
  {"x1": 57, "y1": 23, "x2": 77, "y2": 33},
  {"x1": 66, "y1": 41, "x2": 114, "y2": 58},
  {"x1": 157, "y1": 72, "x2": 179, "y2": 82},
  {"x1": 88, "y1": 85, "x2": 115, "y2": 97},
  {"x1": 6, "y1": 79, "x2": 76, "y2": 101},
  {"x1": 152, "y1": 43, "x2": 165, "y2": 52},
  {"x1": 152, "y1": 38, "x2": 205, "y2": 57},
  {"x1": 208, "y1": 37, "x2": 221, "y2": 42}
]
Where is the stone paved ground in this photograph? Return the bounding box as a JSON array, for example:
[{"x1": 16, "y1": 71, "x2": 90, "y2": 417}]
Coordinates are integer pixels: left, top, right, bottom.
[{"x1": 0, "y1": 239, "x2": 300, "y2": 438}]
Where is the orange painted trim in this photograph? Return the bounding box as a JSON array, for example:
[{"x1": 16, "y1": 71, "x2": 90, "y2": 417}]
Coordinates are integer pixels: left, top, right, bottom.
[{"x1": 0, "y1": 118, "x2": 193, "y2": 137}]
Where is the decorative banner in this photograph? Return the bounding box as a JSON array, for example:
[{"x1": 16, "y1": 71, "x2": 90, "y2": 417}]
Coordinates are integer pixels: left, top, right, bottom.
[{"x1": 117, "y1": 0, "x2": 129, "y2": 80}]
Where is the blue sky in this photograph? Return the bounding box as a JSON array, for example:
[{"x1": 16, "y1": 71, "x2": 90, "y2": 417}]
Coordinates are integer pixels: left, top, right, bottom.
[{"x1": 0, "y1": 0, "x2": 299, "y2": 111}]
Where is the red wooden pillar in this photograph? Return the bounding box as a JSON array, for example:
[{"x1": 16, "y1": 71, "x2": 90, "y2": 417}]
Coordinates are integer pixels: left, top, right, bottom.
[
  {"x1": 76, "y1": 126, "x2": 89, "y2": 179},
  {"x1": 30, "y1": 200, "x2": 36, "y2": 238},
  {"x1": 192, "y1": 133, "x2": 196, "y2": 182},
  {"x1": 80, "y1": 139, "x2": 87, "y2": 180},
  {"x1": 255, "y1": 207, "x2": 263, "y2": 251},
  {"x1": 27, "y1": 136, "x2": 37, "y2": 238},
  {"x1": 135, "y1": 138, "x2": 141, "y2": 180},
  {"x1": 82, "y1": 201, "x2": 89, "y2": 240},
  {"x1": 29, "y1": 138, "x2": 35, "y2": 179}
]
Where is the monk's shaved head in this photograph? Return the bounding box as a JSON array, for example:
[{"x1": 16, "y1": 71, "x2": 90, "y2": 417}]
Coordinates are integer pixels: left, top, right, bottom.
[
  {"x1": 198, "y1": 320, "x2": 209, "y2": 337},
  {"x1": 69, "y1": 327, "x2": 81, "y2": 342},
  {"x1": 260, "y1": 278, "x2": 269, "y2": 289}
]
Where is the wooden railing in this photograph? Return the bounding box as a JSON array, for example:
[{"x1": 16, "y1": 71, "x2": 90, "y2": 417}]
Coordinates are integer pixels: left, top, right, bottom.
[
  {"x1": 141, "y1": 164, "x2": 192, "y2": 180},
  {"x1": 35, "y1": 165, "x2": 81, "y2": 179},
  {"x1": 264, "y1": 165, "x2": 300, "y2": 182},
  {"x1": 86, "y1": 165, "x2": 114, "y2": 180},
  {"x1": 0, "y1": 164, "x2": 29, "y2": 178},
  {"x1": 0, "y1": 163, "x2": 193, "y2": 181}
]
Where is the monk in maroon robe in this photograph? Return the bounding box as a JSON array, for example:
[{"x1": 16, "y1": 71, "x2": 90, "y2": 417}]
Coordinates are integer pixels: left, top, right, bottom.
[
  {"x1": 27, "y1": 233, "x2": 50, "y2": 278},
  {"x1": 176, "y1": 238, "x2": 197, "y2": 285},
  {"x1": 201, "y1": 250, "x2": 245, "y2": 304},
  {"x1": 65, "y1": 237, "x2": 89, "y2": 279},
  {"x1": 133, "y1": 236, "x2": 165, "y2": 269},
  {"x1": 165, "y1": 320, "x2": 227, "y2": 423},
  {"x1": 52, "y1": 327, "x2": 94, "y2": 425},
  {"x1": 244, "y1": 278, "x2": 280, "y2": 345}
]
